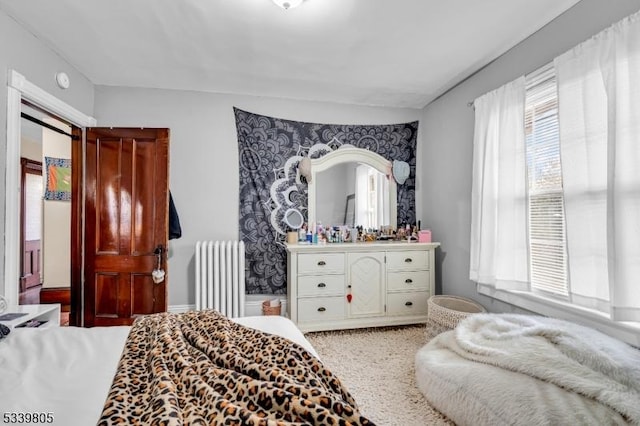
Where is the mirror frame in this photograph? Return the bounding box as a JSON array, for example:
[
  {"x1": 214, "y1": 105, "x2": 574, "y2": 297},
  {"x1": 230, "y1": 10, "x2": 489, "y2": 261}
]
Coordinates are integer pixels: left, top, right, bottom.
[{"x1": 308, "y1": 147, "x2": 397, "y2": 228}]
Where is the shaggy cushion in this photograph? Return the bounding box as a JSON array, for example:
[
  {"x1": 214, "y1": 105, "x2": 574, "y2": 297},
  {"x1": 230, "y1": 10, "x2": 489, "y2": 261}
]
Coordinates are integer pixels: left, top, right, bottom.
[{"x1": 415, "y1": 314, "x2": 640, "y2": 425}]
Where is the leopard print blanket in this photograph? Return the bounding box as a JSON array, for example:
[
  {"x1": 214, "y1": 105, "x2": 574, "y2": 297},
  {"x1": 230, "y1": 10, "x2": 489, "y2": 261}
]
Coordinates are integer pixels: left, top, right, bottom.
[{"x1": 98, "y1": 310, "x2": 373, "y2": 425}]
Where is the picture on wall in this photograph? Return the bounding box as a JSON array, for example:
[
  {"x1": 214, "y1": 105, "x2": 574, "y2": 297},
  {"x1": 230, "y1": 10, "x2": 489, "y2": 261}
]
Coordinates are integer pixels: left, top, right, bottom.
[{"x1": 44, "y1": 157, "x2": 71, "y2": 201}]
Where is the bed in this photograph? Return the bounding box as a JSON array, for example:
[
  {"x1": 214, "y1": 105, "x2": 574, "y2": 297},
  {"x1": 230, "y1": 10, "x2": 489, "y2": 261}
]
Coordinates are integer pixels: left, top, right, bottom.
[
  {"x1": 1, "y1": 311, "x2": 371, "y2": 425},
  {"x1": 415, "y1": 313, "x2": 640, "y2": 425}
]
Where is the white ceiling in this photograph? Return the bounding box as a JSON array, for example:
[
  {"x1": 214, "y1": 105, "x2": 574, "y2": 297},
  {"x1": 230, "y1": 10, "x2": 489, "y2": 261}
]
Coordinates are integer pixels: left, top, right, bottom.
[{"x1": 1, "y1": 0, "x2": 581, "y2": 108}]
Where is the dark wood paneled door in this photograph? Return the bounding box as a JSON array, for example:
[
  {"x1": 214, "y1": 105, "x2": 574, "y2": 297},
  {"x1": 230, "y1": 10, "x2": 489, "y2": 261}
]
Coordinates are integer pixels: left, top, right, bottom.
[
  {"x1": 84, "y1": 128, "x2": 169, "y2": 327},
  {"x1": 19, "y1": 158, "x2": 43, "y2": 293}
]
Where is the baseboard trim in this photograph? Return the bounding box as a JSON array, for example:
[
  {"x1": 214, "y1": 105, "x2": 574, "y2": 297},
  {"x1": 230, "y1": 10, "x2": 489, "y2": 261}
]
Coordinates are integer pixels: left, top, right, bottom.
[
  {"x1": 167, "y1": 304, "x2": 195, "y2": 313},
  {"x1": 40, "y1": 287, "x2": 71, "y2": 312}
]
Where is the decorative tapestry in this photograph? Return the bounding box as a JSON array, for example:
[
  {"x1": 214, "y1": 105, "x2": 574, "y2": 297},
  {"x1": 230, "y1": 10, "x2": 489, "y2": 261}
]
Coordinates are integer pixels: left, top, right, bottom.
[{"x1": 234, "y1": 108, "x2": 418, "y2": 294}]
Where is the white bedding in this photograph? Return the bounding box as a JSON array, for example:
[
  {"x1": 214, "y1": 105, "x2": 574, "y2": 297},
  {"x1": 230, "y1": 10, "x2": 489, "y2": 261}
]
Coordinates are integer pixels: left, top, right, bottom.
[{"x1": 0, "y1": 315, "x2": 316, "y2": 426}]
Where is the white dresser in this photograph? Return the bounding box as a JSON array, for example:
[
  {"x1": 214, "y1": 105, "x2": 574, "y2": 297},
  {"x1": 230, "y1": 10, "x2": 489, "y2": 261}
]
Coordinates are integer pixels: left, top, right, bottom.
[{"x1": 286, "y1": 242, "x2": 440, "y2": 332}]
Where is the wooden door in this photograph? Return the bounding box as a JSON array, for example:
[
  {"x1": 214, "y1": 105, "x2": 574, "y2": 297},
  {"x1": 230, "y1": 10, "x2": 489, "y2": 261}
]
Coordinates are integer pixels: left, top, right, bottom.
[
  {"x1": 83, "y1": 128, "x2": 169, "y2": 327},
  {"x1": 19, "y1": 158, "x2": 43, "y2": 292}
]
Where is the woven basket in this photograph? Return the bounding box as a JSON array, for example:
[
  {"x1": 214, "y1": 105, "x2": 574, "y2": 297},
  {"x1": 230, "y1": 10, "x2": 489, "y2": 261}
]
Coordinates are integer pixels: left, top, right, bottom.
[
  {"x1": 427, "y1": 295, "x2": 486, "y2": 330},
  {"x1": 262, "y1": 300, "x2": 282, "y2": 316}
]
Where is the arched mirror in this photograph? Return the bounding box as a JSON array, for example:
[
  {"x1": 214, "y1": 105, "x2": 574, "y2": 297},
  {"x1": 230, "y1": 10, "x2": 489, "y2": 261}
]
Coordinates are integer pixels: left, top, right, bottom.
[{"x1": 308, "y1": 147, "x2": 397, "y2": 229}]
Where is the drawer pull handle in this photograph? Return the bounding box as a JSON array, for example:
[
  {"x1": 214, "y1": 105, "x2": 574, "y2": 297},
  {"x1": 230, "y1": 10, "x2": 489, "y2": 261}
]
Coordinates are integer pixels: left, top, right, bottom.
[
  {"x1": 405, "y1": 301, "x2": 413, "y2": 307},
  {"x1": 405, "y1": 278, "x2": 413, "y2": 284},
  {"x1": 404, "y1": 258, "x2": 413, "y2": 263},
  {"x1": 317, "y1": 307, "x2": 326, "y2": 312},
  {"x1": 318, "y1": 261, "x2": 326, "y2": 266},
  {"x1": 317, "y1": 283, "x2": 326, "y2": 288}
]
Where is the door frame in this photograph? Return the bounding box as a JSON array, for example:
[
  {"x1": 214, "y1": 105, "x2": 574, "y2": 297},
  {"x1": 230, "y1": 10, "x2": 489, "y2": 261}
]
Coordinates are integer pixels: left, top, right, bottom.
[{"x1": 4, "y1": 70, "x2": 96, "y2": 315}]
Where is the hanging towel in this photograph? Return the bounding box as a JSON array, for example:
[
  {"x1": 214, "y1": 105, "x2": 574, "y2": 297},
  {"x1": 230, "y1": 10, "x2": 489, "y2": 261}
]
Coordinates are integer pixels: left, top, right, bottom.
[{"x1": 169, "y1": 191, "x2": 182, "y2": 240}]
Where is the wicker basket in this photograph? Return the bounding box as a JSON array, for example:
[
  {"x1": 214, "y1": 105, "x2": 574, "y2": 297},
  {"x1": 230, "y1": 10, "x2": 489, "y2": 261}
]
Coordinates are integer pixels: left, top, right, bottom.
[
  {"x1": 262, "y1": 299, "x2": 282, "y2": 316},
  {"x1": 426, "y1": 295, "x2": 486, "y2": 340}
]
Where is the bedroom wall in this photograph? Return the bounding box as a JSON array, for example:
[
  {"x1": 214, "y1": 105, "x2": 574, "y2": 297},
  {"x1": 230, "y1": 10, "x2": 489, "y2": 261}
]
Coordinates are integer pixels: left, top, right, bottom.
[
  {"x1": 419, "y1": 0, "x2": 640, "y2": 312},
  {"x1": 93, "y1": 87, "x2": 422, "y2": 308},
  {"x1": 0, "y1": 9, "x2": 95, "y2": 302}
]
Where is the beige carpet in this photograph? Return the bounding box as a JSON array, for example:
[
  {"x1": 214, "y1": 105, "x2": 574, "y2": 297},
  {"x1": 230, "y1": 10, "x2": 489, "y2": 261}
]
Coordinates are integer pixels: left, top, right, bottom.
[{"x1": 306, "y1": 325, "x2": 454, "y2": 426}]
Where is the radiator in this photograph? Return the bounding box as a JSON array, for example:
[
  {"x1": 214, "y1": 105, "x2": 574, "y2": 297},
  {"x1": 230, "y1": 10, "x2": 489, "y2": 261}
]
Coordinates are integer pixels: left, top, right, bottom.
[{"x1": 195, "y1": 240, "x2": 246, "y2": 318}]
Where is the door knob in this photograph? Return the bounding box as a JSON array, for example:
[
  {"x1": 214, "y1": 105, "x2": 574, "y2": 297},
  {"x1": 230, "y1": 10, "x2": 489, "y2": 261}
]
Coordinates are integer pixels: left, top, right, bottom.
[
  {"x1": 152, "y1": 245, "x2": 165, "y2": 284},
  {"x1": 152, "y1": 269, "x2": 165, "y2": 284}
]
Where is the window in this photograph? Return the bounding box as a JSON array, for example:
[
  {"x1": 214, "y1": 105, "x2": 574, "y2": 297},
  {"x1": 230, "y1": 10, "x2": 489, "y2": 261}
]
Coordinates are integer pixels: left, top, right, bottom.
[
  {"x1": 355, "y1": 165, "x2": 389, "y2": 229},
  {"x1": 524, "y1": 65, "x2": 568, "y2": 298},
  {"x1": 473, "y1": 11, "x2": 640, "y2": 344}
]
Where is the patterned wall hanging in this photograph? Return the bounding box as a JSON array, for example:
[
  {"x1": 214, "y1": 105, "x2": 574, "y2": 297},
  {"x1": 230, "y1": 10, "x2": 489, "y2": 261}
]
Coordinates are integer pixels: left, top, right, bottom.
[
  {"x1": 234, "y1": 108, "x2": 418, "y2": 294},
  {"x1": 44, "y1": 157, "x2": 72, "y2": 201}
]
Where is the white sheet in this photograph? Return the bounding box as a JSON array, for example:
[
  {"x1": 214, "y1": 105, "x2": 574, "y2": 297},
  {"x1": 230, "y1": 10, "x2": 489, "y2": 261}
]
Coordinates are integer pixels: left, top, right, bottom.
[
  {"x1": 0, "y1": 315, "x2": 315, "y2": 426},
  {"x1": 234, "y1": 315, "x2": 318, "y2": 358}
]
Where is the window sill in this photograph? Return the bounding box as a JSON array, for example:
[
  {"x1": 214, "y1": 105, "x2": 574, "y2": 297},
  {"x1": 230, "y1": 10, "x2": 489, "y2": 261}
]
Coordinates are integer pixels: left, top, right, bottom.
[{"x1": 477, "y1": 284, "x2": 640, "y2": 347}]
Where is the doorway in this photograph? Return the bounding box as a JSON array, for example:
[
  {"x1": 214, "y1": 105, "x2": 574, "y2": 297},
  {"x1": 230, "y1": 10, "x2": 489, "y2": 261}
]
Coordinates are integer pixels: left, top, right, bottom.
[
  {"x1": 19, "y1": 99, "x2": 81, "y2": 325},
  {"x1": 18, "y1": 102, "x2": 76, "y2": 326},
  {"x1": 5, "y1": 70, "x2": 170, "y2": 327},
  {"x1": 4, "y1": 70, "x2": 92, "y2": 325}
]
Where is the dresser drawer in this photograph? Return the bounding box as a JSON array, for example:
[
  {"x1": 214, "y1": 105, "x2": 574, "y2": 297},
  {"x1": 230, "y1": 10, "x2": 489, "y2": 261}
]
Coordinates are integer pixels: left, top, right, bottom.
[
  {"x1": 386, "y1": 250, "x2": 429, "y2": 270},
  {"x1": 298, "y1": 274, "x2": 345, "y2": 297},
  {"x1": 298, "y1": 297, "x2": 346, "y2": 322},
  {"x1": 387, "y1": 291, "x2": 429, "y2": 316},
  {"x1": 298, "y1": 253, "x2": 345, "y2": 275},
  {"x1": 387, "y1": 270, "x2": 429, "y2": 291}
]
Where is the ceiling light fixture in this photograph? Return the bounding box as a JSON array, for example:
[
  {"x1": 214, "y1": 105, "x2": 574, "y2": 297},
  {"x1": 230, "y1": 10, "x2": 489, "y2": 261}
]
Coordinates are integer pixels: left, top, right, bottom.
[{"x1": 272, "y1": 0, "x2": 304, "y2": 10}]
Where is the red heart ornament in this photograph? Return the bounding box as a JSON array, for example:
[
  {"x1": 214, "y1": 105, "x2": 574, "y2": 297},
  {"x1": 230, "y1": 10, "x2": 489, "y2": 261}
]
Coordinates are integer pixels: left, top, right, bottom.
[{"x1": 346, "y1": 294, "x2": 353, "y2": 303}]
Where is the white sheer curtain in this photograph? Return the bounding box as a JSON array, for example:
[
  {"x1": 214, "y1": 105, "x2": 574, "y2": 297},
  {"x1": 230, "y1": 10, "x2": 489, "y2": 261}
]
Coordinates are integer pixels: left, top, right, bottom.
[
  {"x1": 355, "y1": 165, "x2": 368, "y2": 228},
  {"x1": 554, "y1": 11, "x2": 640, "y2": 321},
  {"x1": 376, "y1": 172, "x2": 390, "y2": 226},
  {"x1": 469, "y1": 76, "x2": 529, "y2": 290},
  {"x1": 355, "y1": 166, "x2": 390, "y2": 229}
]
